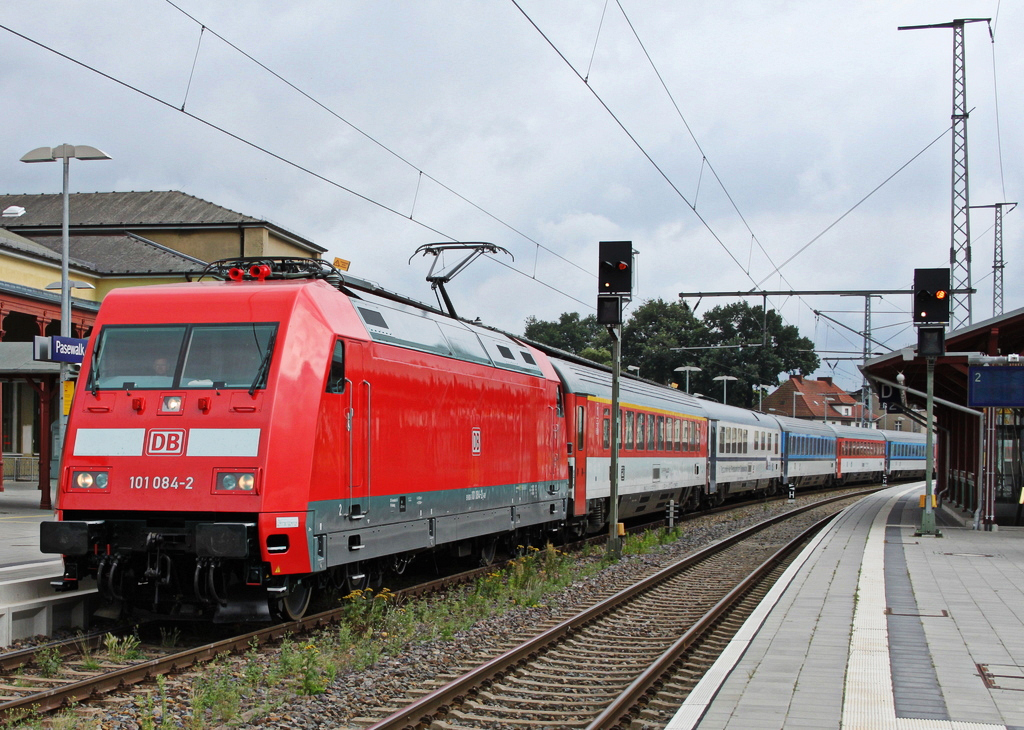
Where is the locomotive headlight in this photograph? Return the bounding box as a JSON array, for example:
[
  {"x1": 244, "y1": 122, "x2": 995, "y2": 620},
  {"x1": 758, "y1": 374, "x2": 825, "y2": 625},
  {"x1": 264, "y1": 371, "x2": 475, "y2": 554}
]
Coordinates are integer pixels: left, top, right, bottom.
[
  {"x1": 216, "y1": 472, "x2": 257, "y2": 493},
  {"x1": 72, "y1": 471, "x2": 110, "y2": 489},
  {"x1": 161, "y1": 396, "x2": 183, "y2": 412}
]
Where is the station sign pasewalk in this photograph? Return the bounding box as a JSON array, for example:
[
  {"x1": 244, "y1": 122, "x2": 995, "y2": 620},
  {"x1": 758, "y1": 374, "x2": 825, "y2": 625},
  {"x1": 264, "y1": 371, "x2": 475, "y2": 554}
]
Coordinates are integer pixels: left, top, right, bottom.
[{"x1": 33, "y1": 335, "x2": 89, "y2": 364}]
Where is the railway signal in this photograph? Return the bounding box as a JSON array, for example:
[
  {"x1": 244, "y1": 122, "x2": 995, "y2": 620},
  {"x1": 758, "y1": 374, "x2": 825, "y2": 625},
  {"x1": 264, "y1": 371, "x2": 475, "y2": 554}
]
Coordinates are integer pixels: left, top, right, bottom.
[
  {"x1": 598, "y1": 241, "x2": 633, "y2": 295},
  {"x1": 913, "y1": 268, "x2": 950, "y2": 324}
]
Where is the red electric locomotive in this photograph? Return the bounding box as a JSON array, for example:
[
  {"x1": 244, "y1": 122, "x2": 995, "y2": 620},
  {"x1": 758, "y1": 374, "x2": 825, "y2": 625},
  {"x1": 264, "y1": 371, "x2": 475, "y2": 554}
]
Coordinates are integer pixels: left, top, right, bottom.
[{"x1": 41, "y1": 259, "x2": 569, "y2": 621}]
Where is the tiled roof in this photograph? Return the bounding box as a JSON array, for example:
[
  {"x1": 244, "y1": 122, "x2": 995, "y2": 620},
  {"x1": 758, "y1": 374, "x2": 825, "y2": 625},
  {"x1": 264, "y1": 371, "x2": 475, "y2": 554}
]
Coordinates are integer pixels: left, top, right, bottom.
[
  {"x1": 25, "y1": 233, "x2": 205, "y2": 275},
  {"x1": 763, "y1": 375, "x2": 864, "y2": 422},
  {"x1": 0, "y1": 190, "x2": 324, "y2": 253},
  {"x1": 0, "y1": 191, "x2": 260, "y2": 228}
]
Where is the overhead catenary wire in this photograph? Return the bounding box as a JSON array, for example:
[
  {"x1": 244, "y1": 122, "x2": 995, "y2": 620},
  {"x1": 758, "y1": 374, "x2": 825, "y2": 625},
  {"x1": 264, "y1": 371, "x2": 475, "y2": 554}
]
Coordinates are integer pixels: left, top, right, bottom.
[
  {"x1": 512, "y1": 1, "x2": 965, "y2": 387},
  {"x1": 161, "y1": 0, "x2": 595, "y2": 283},
  {"x1": 0, "y1": 18, "x2": 592, "y2": 312}
]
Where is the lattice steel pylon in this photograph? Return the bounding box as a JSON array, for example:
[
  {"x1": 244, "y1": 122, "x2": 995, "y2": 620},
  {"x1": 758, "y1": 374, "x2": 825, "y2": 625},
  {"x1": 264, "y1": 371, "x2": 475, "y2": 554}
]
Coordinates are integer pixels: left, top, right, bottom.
[
  {"x1": 971, "y1": 202, "x2": 1017, "y2": 317},
  {"x1": 899, "y1": 18, "x2": 991, "y2": 330}
]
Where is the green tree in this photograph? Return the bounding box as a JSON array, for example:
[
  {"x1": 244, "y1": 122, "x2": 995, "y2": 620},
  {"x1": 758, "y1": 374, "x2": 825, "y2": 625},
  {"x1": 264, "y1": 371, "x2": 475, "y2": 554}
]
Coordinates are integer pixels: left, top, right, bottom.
[
  {"x1": 621, "y1": 299, "x2": 706, "y2": 385},
  {"x1": 691, "y1": 303, "x2": 819, "y2": 408},
  {"x1": 523, "y1": 312, "x2": 610, "y2": 362},
  {"x1": 522, "y1": 301, "x2": 818, "y2": 409}
]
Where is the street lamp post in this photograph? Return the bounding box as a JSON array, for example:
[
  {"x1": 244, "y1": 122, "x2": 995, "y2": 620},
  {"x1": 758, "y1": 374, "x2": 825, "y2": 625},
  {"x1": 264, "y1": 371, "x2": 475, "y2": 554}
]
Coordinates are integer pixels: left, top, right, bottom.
[
  {"x1": 713, "y1": 375, "x2": 738, "y2": 404},
  {"x1": 21, "y1": 144, "x2": 111, "y2": 509},
  {"x1": 756, "y1": 384, "x2": 773, "y2": 411},
  {"x1": 626, "y1": 365, "x2": 640, "y2": 378},
  {"x1": 674, "y1": 365, "x2": 701, "y2": 394}
]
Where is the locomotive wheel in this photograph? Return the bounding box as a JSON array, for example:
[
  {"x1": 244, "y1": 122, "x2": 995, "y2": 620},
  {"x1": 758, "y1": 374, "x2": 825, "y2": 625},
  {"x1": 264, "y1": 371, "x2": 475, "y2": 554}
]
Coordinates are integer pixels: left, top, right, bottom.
[{"x1": 269, "y1": 576, "x2": 312, "y2": 621}]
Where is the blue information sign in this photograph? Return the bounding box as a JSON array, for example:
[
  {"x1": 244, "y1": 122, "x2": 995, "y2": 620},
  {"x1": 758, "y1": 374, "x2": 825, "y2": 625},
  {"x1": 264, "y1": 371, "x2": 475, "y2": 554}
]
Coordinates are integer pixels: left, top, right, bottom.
[
  {"x1": 50, "y1": 336, "x2": 88, "y2": 364},
  {"x1": 968, "y1": 366, "x2": 1024, "y2": 407}
]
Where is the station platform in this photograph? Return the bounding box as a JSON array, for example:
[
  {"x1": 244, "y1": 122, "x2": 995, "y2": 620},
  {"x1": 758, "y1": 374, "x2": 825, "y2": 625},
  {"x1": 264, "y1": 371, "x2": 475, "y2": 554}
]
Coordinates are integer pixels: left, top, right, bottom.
[
  {"x1": 670, "y1": 483, "x2": 1024, "y2": 730},
  {"x1": 0, "y1": 479, "x2": 58, "y2": 572}
]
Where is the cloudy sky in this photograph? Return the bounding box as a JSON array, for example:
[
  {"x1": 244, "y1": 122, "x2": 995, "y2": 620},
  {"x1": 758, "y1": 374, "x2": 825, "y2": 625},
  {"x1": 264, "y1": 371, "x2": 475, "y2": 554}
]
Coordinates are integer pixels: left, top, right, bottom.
[{"x1": 1, "y1": 1, "x2": 1019, "y2": 392}]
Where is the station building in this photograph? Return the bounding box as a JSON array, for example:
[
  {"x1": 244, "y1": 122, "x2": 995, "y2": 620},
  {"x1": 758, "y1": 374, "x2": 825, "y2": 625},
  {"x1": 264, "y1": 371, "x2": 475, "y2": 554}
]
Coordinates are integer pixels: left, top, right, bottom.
[{"x1": 0, "y1": 190, "x2": 323, "y2": 491}]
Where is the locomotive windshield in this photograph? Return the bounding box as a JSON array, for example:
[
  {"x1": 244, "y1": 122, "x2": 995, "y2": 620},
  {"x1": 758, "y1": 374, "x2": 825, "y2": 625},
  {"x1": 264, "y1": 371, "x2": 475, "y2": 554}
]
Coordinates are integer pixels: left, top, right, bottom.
[{"x1": 89, "y1": 323, "x2": 278, "y2": 390}]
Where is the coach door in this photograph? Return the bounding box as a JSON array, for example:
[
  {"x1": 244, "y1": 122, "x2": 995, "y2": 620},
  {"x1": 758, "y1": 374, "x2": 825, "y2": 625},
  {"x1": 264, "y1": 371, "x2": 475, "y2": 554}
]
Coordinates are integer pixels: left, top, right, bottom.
[
  {"x1": 343, "y1": 341, "x2": 372, "y2": 522},
  {"x1": 708, "y1": 420, "x2": 719, "y2": 497},
  {"x1": 570, "y1": 402, "x2": 587, "y2": 516}
]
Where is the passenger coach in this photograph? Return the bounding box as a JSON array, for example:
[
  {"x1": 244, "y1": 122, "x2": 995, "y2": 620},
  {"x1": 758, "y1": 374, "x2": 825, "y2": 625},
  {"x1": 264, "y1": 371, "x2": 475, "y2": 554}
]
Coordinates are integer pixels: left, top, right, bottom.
[{"x1": 551, "y1": 358, "x2": 708, "y2": 532}]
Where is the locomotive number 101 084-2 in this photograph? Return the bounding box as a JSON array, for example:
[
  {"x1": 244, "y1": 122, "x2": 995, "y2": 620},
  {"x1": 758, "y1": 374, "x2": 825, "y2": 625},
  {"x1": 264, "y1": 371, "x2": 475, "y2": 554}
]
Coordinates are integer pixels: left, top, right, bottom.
[{"x1": 129, "y1": 476, "x2": 195, "y2": 490}]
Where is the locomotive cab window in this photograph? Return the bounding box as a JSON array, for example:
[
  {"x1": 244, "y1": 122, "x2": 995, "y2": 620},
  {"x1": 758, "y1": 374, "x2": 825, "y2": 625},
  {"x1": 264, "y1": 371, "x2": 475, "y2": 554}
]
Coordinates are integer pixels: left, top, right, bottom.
[
  {"x1": 90, "y1": 323, "x2": 278, "y2": 391},
  {"x1": 326, "y1": 341, "x2": 345, "y2": 393}
]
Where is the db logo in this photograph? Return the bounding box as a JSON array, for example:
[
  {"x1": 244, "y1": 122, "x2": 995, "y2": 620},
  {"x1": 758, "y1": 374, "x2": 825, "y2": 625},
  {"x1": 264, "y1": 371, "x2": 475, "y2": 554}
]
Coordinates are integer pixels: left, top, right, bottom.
[{"x1": 146, "y1": 429, "x2": 186, "y2": 455}]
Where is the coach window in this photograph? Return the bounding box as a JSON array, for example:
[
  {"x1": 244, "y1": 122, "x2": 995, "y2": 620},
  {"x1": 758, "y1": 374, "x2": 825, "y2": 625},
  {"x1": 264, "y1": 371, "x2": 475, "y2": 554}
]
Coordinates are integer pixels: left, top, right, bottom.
[
  {"x1": 598, "y1": 403, "x2": 606, "y2": 450},
  {"x1": 326, "y1": 341, "x2": 345, "y2": 393},
  {"x1": 625, "y1": 412, "x2": 635, "y2": 449},
  {"x1": 637, "y1": 413, "x2": 646, "y2": 451},
  {"x1": 657, "y1": 416, "x2": 665, "y2": 451},
  {"x1": 576, "y1": 406, "x2": 585, "y2": 452}
]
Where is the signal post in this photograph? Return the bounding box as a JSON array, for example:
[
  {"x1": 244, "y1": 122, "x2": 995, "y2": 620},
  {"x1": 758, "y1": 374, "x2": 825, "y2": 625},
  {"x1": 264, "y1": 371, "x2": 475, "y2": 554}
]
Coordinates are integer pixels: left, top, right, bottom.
[
  {"x1": 913, "y1": 267, "x2": 949, "y2": 537},
  {"x1": 597, "y1": 241, "x2": 633, "y2": 558}
]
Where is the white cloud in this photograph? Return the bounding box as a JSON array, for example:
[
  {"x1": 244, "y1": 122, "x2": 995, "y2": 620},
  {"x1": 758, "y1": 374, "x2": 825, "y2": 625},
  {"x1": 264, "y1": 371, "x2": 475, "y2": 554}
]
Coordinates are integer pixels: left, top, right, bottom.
[{"x1": 0, "y1": 0, "x2": 1019, "y2": 391}]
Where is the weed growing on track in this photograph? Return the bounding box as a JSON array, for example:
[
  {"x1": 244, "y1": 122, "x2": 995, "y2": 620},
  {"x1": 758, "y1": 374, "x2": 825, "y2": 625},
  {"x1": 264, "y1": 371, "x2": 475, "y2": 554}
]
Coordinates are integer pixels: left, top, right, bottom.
[
  {"x1": 174, "y1": 532, "x2": 676, "y2": 727},
  {"x1": 33, "y1": 645, "x2": 63, "y2": 678},
  {"x1": 623, "y1": 526, "x2": 683, "y2": 556},
  {"x1": 339, "y1": 541, "x2": 592, "y2": 653},
  {"x1": 189, "y1": 652, "x2": 241, "y2": 728},
  {"x1": 158, "y1": 626, "x2": 181, "y2": 649},
  {"x1": 139, "y1": 675, "x2": 173, "y2": 730},
  {"x1": 103, "y1": 632, "x2": 143, "y2": 662}
]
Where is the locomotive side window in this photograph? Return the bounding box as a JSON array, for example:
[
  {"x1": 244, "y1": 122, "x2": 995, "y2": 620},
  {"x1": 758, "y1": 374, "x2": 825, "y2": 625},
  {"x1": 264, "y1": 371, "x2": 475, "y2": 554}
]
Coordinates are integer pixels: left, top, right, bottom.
[{"x1": 326, "y1": 341, "x2": 346, "y2": 393}]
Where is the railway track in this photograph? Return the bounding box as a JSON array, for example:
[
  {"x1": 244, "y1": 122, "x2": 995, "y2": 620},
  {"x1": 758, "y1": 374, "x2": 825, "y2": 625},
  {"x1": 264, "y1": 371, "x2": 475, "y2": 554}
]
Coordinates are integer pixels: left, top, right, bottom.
[
  {"x1": 0, "y1": 488, "x2": 870, "y2": 726},
  {"x1": 362, "y1": 497, "x2": 842, "y2": 730}
]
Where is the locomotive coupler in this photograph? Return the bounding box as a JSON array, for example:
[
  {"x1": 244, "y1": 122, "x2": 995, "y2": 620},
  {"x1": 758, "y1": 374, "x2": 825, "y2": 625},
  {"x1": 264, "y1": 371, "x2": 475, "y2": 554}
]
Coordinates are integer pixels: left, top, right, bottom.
[{"x1": 144, "y1": 551, "x2": 173, "y2": 586}]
